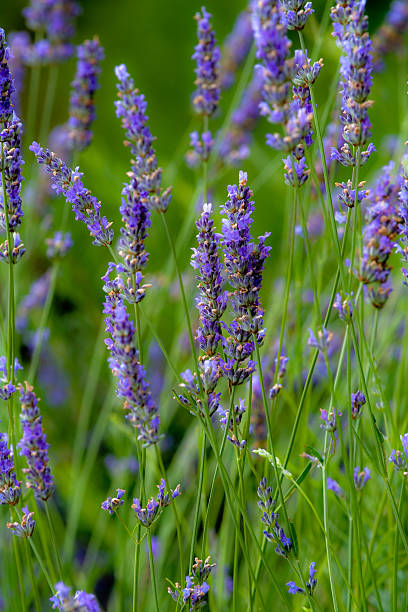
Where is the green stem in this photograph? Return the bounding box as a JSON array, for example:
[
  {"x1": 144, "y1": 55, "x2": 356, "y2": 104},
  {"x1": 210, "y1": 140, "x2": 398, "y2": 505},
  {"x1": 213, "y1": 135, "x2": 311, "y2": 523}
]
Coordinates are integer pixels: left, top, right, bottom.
[
  {"x1": 392, "y1": 482, "x2": 405, "y2": 611},
  {"x1": 189, "y1": 429, "x2": 206, "y2": 572},
  {"x1": 45, "y1": 502, "x2": 63, "y2": 582},
  {"x1": 24, "y1": 540, "x2": 41, "y2": 612},
  {"x1": 148, "y1": 531, "x2": 160, "y2": 612},
  {"x1": 322, "y1": 432, "x2": 339, "y2": 612}
]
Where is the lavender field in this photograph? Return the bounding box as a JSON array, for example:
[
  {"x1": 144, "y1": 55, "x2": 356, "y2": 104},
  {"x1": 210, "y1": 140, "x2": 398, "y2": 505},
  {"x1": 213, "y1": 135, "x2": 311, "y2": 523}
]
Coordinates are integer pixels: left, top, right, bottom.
[{"x1": 1, "y1": 0, "x2": 408, "y2": 610}]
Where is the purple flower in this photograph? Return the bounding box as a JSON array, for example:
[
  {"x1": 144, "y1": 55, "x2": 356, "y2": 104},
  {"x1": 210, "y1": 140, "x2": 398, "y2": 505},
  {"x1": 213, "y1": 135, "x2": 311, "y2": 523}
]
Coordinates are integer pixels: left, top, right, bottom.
[
  {"x1": 7, "y1": 505, "x2": 35, "y2": 538},
  {"x1": 0, "y1": 30, "x2": 14, "y2": 122},
  {"x1": 187, "y1": 130, "x2": 214, "y2": 166},
  {"x1": 219, "y1": 74, "x2": 262, "y2": 165},
  {"x1": 327, "y1": 477, "x2": 343, "y2": 497},
  {"x1": 18, "y1": 383, "x2": 55, "y2": 501},
  {"x1": 280, "y1": 1, "x2": 314, "y2": 31},
  {"x1": 258, "y1": 477, "x2": 292, "y2": 557},
  {"x1": 220, "y1": 7, "x2": 253, "y2": 89},
  {"x1": 0, "y1": 356, "x2": 22, "y2": 400},
  {"x1": 50, "y1": 581, "x2": 100, "y2": 611},
  {"x1": 354, "y1": 466, "x2": 371, "y2": 490},
  {"x1": 307, "y1": 562, "x2": 317, "y2": 594},
  {"x1": 333, "y1": 291, "x2": 354, "y2": 322},
  {"x1": 389, "y1": 434, "x2": 408, "y2": 474},
  {"x1": 373, "y1": 1, "x2": 408, "y2": 71},
  {"x1": 192, "y1": 7, "x2": 220, "y2": 116},
  {"x1": 351, "y1": 390, "x2": 365, "y2": 419},
  {"x1": 67, "y1": 37, "x2": 104, "y2": 151},
  {"x1": 0, "y1": 433, "x2": 21, "y2": 505},
  {"x1": 358, "y1": 162, "x2": 401, "y2": 308},
  {"x1": 29, "y1": 142, "x2": 114, "y2": 246},
  {"x1": 307, "y1": 326, "x2": 333, "y2": 352},
  {"x1": 101, "y1": 488, "x2": 126, "y2": 515},
  {"x1": 320, "y1": 408, "x2": 341, "y2": 433},
  {"x1": 103, "y1": 269, "x2": 160, "y2": 446},
  {"x1": 397, "y1": 154, "x2": 408, "y2": 286},
  {"x1": 45, "y1": 231, "x2": 73, "y2": 259},
  {"x1": 220, "y1": 171, "x2": 271, "y2": 385},
  {"x1": 168, "y1": 557, "x2": 215, "y2": 609},
  {"x1": 286, "y1": 581, "x2": 304, "y2": 595},
  {"x1": 132, "y1": 479, "x2": 181, "y2": 528},
  {"x1": 336, "y1": 179, "x2": 369, "y2": 209},
  {"x1": 0, "y1": 114, "x2": 24, "y2": 235},
  {"x1": 191, "y1": 202, "x2": 227, "y2": 357},
  {"x1": 331, "y1": 0, "x2": 374, "y2": 163},
  {"x1": 218, "y1": 398, "x2": 246, "y2": 449}
]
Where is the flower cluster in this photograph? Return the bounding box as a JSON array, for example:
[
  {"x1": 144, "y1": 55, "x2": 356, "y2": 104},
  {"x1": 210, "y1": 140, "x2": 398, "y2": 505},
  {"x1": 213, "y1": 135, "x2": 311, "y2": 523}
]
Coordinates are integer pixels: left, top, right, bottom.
[
  {"x1": 0, "y1": 433, "x2": 21, "y2": 505},
  {"x1": 101, "y1": 488, "x2": 125, "y2": 515},
  {"x1": 0, "y1": 29, "x2": 14, "y2": 123},
  {"x1": 351, "y1": 389, "x2": 365, "y2": 419},
  {"x1": 358, "y1": 162, "x2": 402, "y2": 308},
  {"x1": 287, "y1": 562, "x2": 317, "y2": 596},
  {"x1": 372, "y1": 0, "x2": 408, "y2": 72},
  {"x1": 220, "y1": 7, "x2": 253, "y2": 89},
  {"x1": 18, "y1": 383, "x2": 55, "y2": 501},
  {"x1": 102, "y1": 270, "x2": 160, "y2": 446},
  {"x1": 389, "y1": 434, "x2": 408, "y2": 475},
  {"x1": 269, "y1": 354, "x2": 289, "y2": 399},
  {"x1": 132, "y1": 479, "x2": 181, "y2": 528},
  {"x1": 191, "y1": 202, "x2": 227, "y2": 358},
  {"x1": 0, "y1": 115, "x2": 24, "y2": 251},
  {"x1": 192, "y1": 7, "x2": 220, "y2": 116},
  {"x1": 168, "y1": 556, "x2": 215, "y2": 610},
  {"x1": 331, "y1": 0, "x2": 375, "y2": 165},
  {"x1": 218, "y1": 398, "x2": 246, "y2": 449},
  {"x1": 0, "y1": 356, "x2": 22, "y2": 400},
  {"x1": 336, "y1": 179, "x2": 369, "y2": 209},
  {"x1": 68, "y1": 37, "x2": 104, "y2": 151},
  {"x1": 24, "y1": 0, "x2": 81, "y2": 63},
  {"x1": 397, "y1": 154, "x2": 408, "y2": 285},
  {"x1": 307, "y1": 326, "x2": 333, "y2": 353},
  {"x1": 30, "y1": 142, "x2": 114, "y2": 246},
  {"x1": 176, "y1": 362, "x2": 221, "y2": 418},
  {"x1": 280, "y1": 1, "x2": 314, "y2": 31},
  {"x1": 257, "y1": 477, "x2": 292, "y2": 557},
  {"x1": 50, "y1": 581, "x2": 100, "y2": 611},
  {"x1": 219, "y1": 74, "x2": 262, "y2": 165},
  {"x1": 320, "y1": 408, "x2": 341, "y2": 433},
  {"x1": 46, "y1": 231, "x2": 73, "y2": 259},
  {"x1": 7, "y1": 505, "x2": 35, "y2": 538},
  {"x1": 333, "y1": 291, "x2": 354, "y2": 322},
  {"x1": 354, "y1": 466, "x2": 370, "y2": 490},
  {"x1": 220, "y1": 171, "x2": 270, "y2": 385},
  {"x1": 252, "y1": 2, "x2": 318, "y2": 185}
]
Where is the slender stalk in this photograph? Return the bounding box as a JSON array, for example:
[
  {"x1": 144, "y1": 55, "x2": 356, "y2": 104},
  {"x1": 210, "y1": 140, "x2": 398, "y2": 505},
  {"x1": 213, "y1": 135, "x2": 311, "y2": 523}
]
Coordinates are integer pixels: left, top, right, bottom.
[
  {"x1": 45, "y1": 502, "x2": 63, "y2": 582},
  {"x1": 392, "y1": 482, "x2": 405, "y2": 611},
  {"x1": 24, "y1": 540, "x2": 41, "y2": 612},
  {"x1": 12, "y1": 538, "x2": 26, "y2": 611},
  {"x1": 322, "y1": 432, "x2": 339, "y2": 612},
  {"x1": 147, "y1": 531, "x2": 160, "y2": 612},
  {"x1": 189, "y1": 429, "x2": 206, "y2": 572}
]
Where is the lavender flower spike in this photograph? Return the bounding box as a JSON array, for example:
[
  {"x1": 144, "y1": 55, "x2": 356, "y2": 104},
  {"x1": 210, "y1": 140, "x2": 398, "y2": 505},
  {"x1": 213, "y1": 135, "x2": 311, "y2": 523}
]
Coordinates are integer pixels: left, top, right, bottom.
[
  {"x1": 0, "y1": 29, "x2": 14, "y2": 123},
  {"x1": 331, "y1": 0, "x2": 375, "y2": 166},
  {"x1": 103, "y1": 269, "x2": 160, "y2": 446},
  {"x1": 132, "y1": 479, "x2": 181, "y2": 528},
  {"x1": 280, "y1": 1, "x2": 314, "y2": 31},
  {"x1": 192, "y1": 7, "x2": 220, "y2": 117},
  {"x1": 115, "y1": 64, "x2": 171, "y2": 213},
  {"x1": 220, "y1": 171, "x2": 271, "y2": 385},
  {"x1": 389, "y1": 434, "x2": 408, "y2": 475},
  {"x1": 354, "y1": 466, "x2": 371, "y2": 490},
  {"x1": 50, "y1": 582, "x2": 100, "y2": 611},
  {"x1": 18, "y1": 382, "x2": 55, "y2": 501},
  {"x1": 68, "y1": 37, "x2": 104, "y2": 151},
  {"x1": 257, "y1": 477, "x2": 292, "y2": 557},
  {"x1": 168, "y1": 556, "x2": 215, "y2": 609},
  {"x1": 29, "y1": 142, "x2": 113, "y2": 246},
  {"x1": 0, "y1": 433, "x2": 21, "y2": 505},
  {"x1": 220, "y1": 7, "x2": 253, "y2": 89},
  {"x1": 397, "y1": 154, "x2": 408, "y2": 286},
  {"x1": 0, "y1": 356, "x2": 22, "y2": 400},
  {"x1": 7, "y1": 505, "x2": 35, "y2": 538},
  {"x1": 101, "y1": 488, "x2": 125, "y2": 515},
  {"x1": 0, "y1": 115, "x2": 24, "y2": 238},
  {"x1": 191, "y1": 202, "x2": 227, "y2": 358}
]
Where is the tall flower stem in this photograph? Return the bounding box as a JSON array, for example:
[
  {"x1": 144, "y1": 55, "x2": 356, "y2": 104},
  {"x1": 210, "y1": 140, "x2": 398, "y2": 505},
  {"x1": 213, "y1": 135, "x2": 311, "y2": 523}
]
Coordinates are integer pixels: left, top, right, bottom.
[
  {"x1": 147, "y1": 527, "x2": 160, "y2": 612},
  {"x1": 24, "y1": 540, "x2": 41, "y2": 612},
  {"x1": 392, "y1": 482, "x2": 404, "y2": 611},
  {"x1": 322, "y1": 431, "x2": 339, "y2": 612},
  {"x1": 1, "y1": 138, "x2": 18, "y2": 470},
  {"x1": 189, "y1": 430, "x2": 206, "y2": 573},
  {"x1": 45, "y1": 502, "x2": 63, "y2": 582}
]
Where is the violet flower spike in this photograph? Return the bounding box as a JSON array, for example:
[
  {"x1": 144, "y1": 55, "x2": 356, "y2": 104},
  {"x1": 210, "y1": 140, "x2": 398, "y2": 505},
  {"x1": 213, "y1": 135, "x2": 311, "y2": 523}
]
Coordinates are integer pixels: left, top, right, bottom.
[
  {"x1": 50, "y1": 581, "x2": 100, "y2": 611},
  {"x1": 372, "y1": 0, "x2": 408, "y2": 72},
  {"x1": 192, "y1": 7, "x2": 220, "y2": 117},
  {"x1": 351, "y1": 390, "x2": 365, "y2": 419},
  {"x1": 68, "y1": 37, "x2": 104, "y2": 151},
  {"x1": 397, "y1": 154, "x2": 408, "y2": 286},
  {"x1": 280, "y1": 0, "x2": 314, "y2": 31},
  {"x1": 0, "y1": 432, "x2": 21, "y2": 505},
  {"x1": 389, "y1": 434, "x2": 408, "y2": 475},
  {"x1": 102, "y1": 269, "x2": 160, "y2": 445},
  {"x1": 46, "y1": 231, "x2": 73, "y2": 259},
  {"x1": 7, "y1": 505, "x2": 35, "y2": 538},
  {"x1": 220, "y1": 7, "x2": 253, "y2": 89},
  {"x1": 131, "y1": 479, "x2": 181, "y2": 528},
  {"x1": 29, "y1": 142, "x2": 113, "y2": 247},
  {"x1": 168, "y1": 556, "x2": 215, "y2": 609},
  {"x1": 101, "y1": 488, "x2": 126, "y2": 515},
  {"x1": 331, "y1": 0, "x2": 375, "y2": 165},
  {"x1": 257, "y1": 477, "x2": 292, "y2": 557},
  {"x1": 220, "y1": 171, "x2": 271, "y2": 385},
  {"x1": 18, "y1": 383, "x2": 55, "y2": 501},
  {"x1": 0, "y1": 355, "x2": 22, "y2": 400},
  {"x1": 0, "y1": 113, "x2": 24, "y2": 238},
  {"x1": 354, "y1": 466, "x2": 371, "y2": 490}
]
